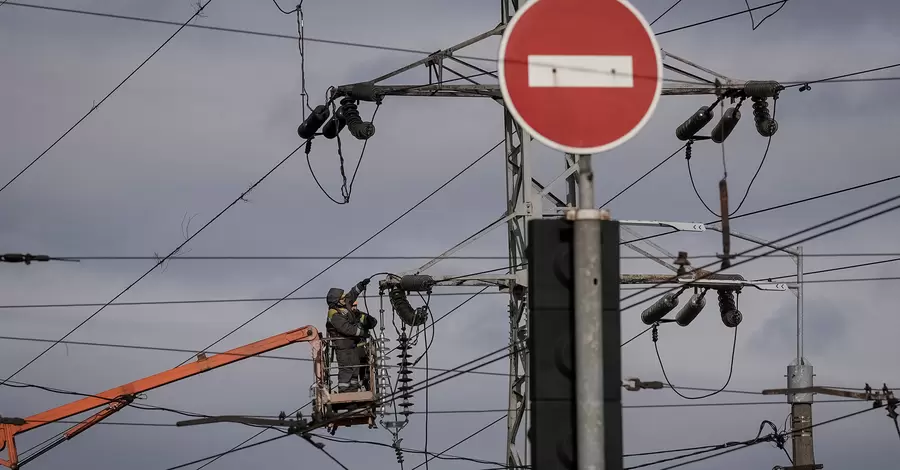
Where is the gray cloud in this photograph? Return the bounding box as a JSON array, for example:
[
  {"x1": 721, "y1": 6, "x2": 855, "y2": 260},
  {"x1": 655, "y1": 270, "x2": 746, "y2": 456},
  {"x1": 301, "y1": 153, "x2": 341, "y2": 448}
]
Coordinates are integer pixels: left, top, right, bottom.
[{"x1": 1, "y1": 0, "x2": 899, "y2": 469}]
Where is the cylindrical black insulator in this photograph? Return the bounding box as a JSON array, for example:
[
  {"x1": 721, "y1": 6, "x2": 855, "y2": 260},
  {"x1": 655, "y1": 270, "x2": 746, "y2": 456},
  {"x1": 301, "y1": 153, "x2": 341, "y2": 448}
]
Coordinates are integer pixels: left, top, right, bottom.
[
  {"x1": 743, "y1": 80, "x2": 784, "y2": 98},
  {"x1": 345, "y1": 83, "x2": 380, "y2": 102},
  {"x1": 675, "y1": 293, "x2": 706, "y2": 327},
  {"x1": 321, "y1": 113, "x2": 347, "y2": 139},
  {"x1": 640, "y1": 293, "x2": 679, "y2": 325},
  {"x1": 297, "y1": 105, "x2": 330, "y2": 139},
  {"x1": 398, "y1": 275, "x2": 435, "y2": 292},
  {"x1": 675, "y1": 106, "x2": 714, "y2": 141},
  {"x1": 711, "y1": 107, "x2": 741, "y2": 143}
]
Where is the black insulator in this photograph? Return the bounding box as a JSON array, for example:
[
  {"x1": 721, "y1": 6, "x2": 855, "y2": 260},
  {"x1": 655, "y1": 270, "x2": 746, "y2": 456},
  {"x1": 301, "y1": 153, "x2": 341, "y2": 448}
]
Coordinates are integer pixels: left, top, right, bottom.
[
  {"x1": 717, "y1": 290, "x2": 743, "y2": 328},
  {"x1": 675, "y1": 293, "x2": 707, "y2": 327},
  {"x1": 710, "y1": 107, "x2": 741, "y2": 143},
  {"x1": 345, "y1": 83, "x2": 380, "y2": 102},
  {"x1": 339, "y1": 98, "x2": 376, "y2": 140},
  {"x1": 398, "y1": 275, "x2": 436, "y2": 292},
  {"x1": 751, "y1": 97, "x2": 778, "y2": 137},
  {"x1": 640, "y1": 293, "x2": 680, "y2": 325},
  {"x1": 297, "y1": 105, "x2": 330, "y2": 139},
  {"x1": 388, "y1": 287, "x2": 429, "y2": 326},
  {"x1": 743, "y1": 80, "x2": 784, "y2": 99},
  {"x1": 675, "y1": 106, "x2": 714, "y2": 141},
  {"x1": 321, "y1": 111, "x2": 347, "y2": 139}
]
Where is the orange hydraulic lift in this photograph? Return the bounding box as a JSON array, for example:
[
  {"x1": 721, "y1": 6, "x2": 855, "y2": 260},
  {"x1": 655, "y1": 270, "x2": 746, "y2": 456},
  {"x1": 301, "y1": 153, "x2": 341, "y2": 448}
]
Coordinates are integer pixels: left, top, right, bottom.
[{"x1": 0, "y1": 326, "x2": 323, "y2": 469}]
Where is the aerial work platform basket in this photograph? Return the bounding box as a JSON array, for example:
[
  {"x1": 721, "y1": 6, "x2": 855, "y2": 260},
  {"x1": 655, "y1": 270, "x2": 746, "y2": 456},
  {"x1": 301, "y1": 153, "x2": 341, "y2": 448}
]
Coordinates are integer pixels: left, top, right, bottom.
[{"x1": 310, "y1": 333, "x2": 379, "y2": 433}]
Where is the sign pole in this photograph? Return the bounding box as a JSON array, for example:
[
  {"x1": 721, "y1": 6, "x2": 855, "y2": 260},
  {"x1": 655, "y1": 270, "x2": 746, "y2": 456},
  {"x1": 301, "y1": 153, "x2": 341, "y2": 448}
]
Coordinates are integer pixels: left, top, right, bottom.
[{"x1": 573, "y1": 154, "x2": 604, "y2": 470}]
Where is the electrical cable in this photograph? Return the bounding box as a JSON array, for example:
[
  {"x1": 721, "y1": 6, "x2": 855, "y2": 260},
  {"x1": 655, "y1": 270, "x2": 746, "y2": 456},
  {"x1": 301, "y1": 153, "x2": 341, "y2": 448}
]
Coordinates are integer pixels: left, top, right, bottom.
[
  {"x1": 168, "y1": 344, "x2": 520, "y2": 469},
  {"x1": 653, "y1": 323, "x2": 738, "y2": 400},
  {"x1": 631, "y1": 404, "x2": 886, "y2": 470},
  {"x1": 312, "y1": 434, "x2": 505, "y2": 467},
  {"x1": 270, "y1": 0, "x2": 300, "y2": 15},
  {"x1": 30, "y1": 251, "x2": 900, "y2": 262},
  {"x1": 175, "y1": 139, "x2": 502, "y2": 367},
  {"x1": 624, "y1": 172, "x2": 900, "y2": 247},
  {"x1": 601, "y1": 144, "x2": 687, "y2": 208},
  {"x1": 6, "y1": 1, "x2": 800, "y2": 80},
  {"x1": 407, "y1": 415, "x2": 507, "y2": 470},
  {"x1": 655, "y1": 0, "x2": 787, "y2": 35},
  {"x1": 0, "y1": 141, "x2": 310, "y2": 386},
  {"x1": 620, "y1": 189, "x2": 900, "y2": 312},
  {"x1": 758, "y1": 254, "x2": 900, "y2": 281},
  {"x1": 0, "y1": 0, "x2": 213, "y2": 196},
  {"x1": 190, "y1": 399, "x2": 314, "y2": 470},
  {"x1": 784, "y1": 62, "x2": 900, "y2": 89},
  {"x1": 0, "y1": 290, "x2": 505, "y2": 310},
  {"x1": 649, "y1": 0, "x2": 684, "y2": 26},
  {"x1": 730, "y1": 98, "x2": 777, "y2": 215},
  {"x1": 744, "y1": 0, "x2": 790, "y2": 30}
]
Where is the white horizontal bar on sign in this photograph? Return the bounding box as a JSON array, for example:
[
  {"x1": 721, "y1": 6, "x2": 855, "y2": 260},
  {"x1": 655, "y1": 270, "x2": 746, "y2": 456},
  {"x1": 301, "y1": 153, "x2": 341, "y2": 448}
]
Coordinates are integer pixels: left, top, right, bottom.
[{"x1": 527, "y1": 55, "x2": 634, "y2": 88}]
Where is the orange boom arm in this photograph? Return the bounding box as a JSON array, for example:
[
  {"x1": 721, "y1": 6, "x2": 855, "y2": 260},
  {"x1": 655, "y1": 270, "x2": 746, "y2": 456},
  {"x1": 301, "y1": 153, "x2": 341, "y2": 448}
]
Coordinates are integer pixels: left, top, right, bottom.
[{"x1": 0, "y1": 326, "x2": 322, "y2": 469}]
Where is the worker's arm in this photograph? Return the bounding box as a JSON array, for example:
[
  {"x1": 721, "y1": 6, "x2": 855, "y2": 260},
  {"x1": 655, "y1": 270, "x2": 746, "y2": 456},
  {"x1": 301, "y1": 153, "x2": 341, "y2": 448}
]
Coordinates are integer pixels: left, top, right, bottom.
[
  {"x1": 329, "y1": 309, "x2": 365, "y2": 337},
  {"x1": 358, "y1": 311, "x2": 377, "y2": 330},
  {"x1": 343, "y1": 278, "x2": 370, "y2": 306}
]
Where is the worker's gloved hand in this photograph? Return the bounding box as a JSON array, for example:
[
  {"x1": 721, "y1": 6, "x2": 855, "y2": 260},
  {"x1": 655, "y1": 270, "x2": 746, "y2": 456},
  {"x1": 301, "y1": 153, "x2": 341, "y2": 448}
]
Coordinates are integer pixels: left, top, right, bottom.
[
  {"x1": 363, "y1": 315, "x2": 378, "y2": 329},
  {"x1": 356, "y1": 278, "x2": 371, "y2": 290}
]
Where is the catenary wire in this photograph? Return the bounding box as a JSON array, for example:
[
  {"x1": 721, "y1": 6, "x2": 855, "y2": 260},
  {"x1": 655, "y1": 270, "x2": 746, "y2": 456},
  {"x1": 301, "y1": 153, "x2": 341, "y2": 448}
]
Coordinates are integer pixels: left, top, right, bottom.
[
  {"x1": 0, "y1": 334, "x2": 509, "y2": 377},
  {"x1": 180, "y1": 287, "x2": 506, "y2": 469},
  {"x1": 0, "y1": 1, "x2": 212, "y2": 196},
  {"x1": 633, "y1": 404, "x2": 886, "y2": 470},
  {"x1": 601, "y1": 144, "x2": 687, "y2": 207},
  {"x1": 620, "y1": 189, "x2": 900, "y2": 312},
  {"x1": 167, "y1": 343, "x2": 521, "y2": 469},
  {"x1": 624, "y1": 172, "x2": 900, "y2": 246},
  {"x1": 758, "y1": 255, "x2": 900, "y2": 281},
  {"x1": 5, "y1": 0, "x2": 799, "y2": 82},
  {"x1": 0, "y1": 140, "x2": 309, "y2": 387},
  {"x1": 312, "y1": 434, "x2": 505, "y2": 467},
  {"x1": 744, "y1": 0, "x2": 789, "y2": 30},
  {"x1": 408, "y1": 415, "x2": 508, "y2": 470},
  {"x1": 20, "y1": 251, "x2": 900, "y2": 262},
  {"x1": 32, "y1": 252, "x2": 900, "y2": 262},
  {"x1": 650, "y1": 0, "x2": 685, "y2": 26},
  {"x1": 6, "y1": 274, "x2": 900, "y2": 314},
  {"x1": 175, "y1": 139, "x2": 502, "y2": 367}
]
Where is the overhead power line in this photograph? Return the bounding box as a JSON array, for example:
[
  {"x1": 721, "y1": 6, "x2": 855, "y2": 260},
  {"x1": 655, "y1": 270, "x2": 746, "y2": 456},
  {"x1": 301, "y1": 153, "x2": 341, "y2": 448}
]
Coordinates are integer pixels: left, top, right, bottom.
[
  {"x1": 28, "y1": 252, "x2": 900, "y2": 261},
  {"x1": 176, "y1": 140, "x2": 502, "y2": 370},
  {"x1": 620, "y1": 189, "x2": 900, "y2": 312},
  {"x1": 0, "y1": 140, "x2": 310, "y2": 387},
  {"x1": 624, "y1": 171, "x2": 900, "y2": 247},
  {"x1": 0, "y1": 0, "x2": 212, "y2": 196},
  {"x1": 6, "y1": 1, "x2": 789, "y2": 66},
  {"x1": 0, "y1": 333, "x2": 509, "y2": 378}
]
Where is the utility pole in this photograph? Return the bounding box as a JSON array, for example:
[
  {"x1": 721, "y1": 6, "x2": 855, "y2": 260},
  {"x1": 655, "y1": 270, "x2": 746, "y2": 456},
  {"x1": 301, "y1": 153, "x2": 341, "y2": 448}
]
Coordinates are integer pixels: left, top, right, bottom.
[
  {"x1": 706, "y1": 225, "x2": 816, "y2": 468},
  {"x1": 572, "y1": 154, "x2": 605, "y2": 470},
  {"x1": 325, "y1": 3, "x2": 785, "y2": 464}
]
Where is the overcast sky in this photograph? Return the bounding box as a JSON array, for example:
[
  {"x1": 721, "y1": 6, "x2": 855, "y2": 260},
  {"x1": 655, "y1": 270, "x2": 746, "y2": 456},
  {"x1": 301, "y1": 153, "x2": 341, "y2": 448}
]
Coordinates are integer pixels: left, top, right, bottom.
[{"x1": 1, "y1": 0, "x2": 899, "y2": 469}]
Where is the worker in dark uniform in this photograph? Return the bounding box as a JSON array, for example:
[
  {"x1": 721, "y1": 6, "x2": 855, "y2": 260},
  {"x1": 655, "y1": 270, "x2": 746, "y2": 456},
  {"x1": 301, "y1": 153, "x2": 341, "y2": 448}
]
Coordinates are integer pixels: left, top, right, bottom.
[
  {"x1": 351, "y1": 300, "x2": 378, "y2": 391},
  {"x1": 325, "y1": 278, "x2": 370, "y2": 393}
]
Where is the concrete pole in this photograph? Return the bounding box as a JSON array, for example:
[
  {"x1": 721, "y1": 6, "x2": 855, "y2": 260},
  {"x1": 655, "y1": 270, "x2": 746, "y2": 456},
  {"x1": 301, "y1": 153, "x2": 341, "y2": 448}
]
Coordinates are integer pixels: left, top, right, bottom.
[
  {"x1": 789, "y1": 245, "x2": 816, "y2": 467},
  {"x1": 573, "y1": 155, "x2": 604, "y2": 470}
]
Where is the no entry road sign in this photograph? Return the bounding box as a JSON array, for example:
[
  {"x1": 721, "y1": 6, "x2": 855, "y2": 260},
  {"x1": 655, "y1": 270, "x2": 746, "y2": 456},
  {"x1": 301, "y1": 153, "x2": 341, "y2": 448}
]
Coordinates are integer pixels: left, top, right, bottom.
[{"x1": 498, "y1": 0, "x2": 663, "y2": 155}]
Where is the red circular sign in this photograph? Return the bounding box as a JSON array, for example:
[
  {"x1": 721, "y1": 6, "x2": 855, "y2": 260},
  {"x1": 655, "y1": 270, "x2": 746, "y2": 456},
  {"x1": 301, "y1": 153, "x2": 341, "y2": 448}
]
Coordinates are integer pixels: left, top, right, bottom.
[{"x1": 498, "y1": 0, "x2": 663, "y2": 154}]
